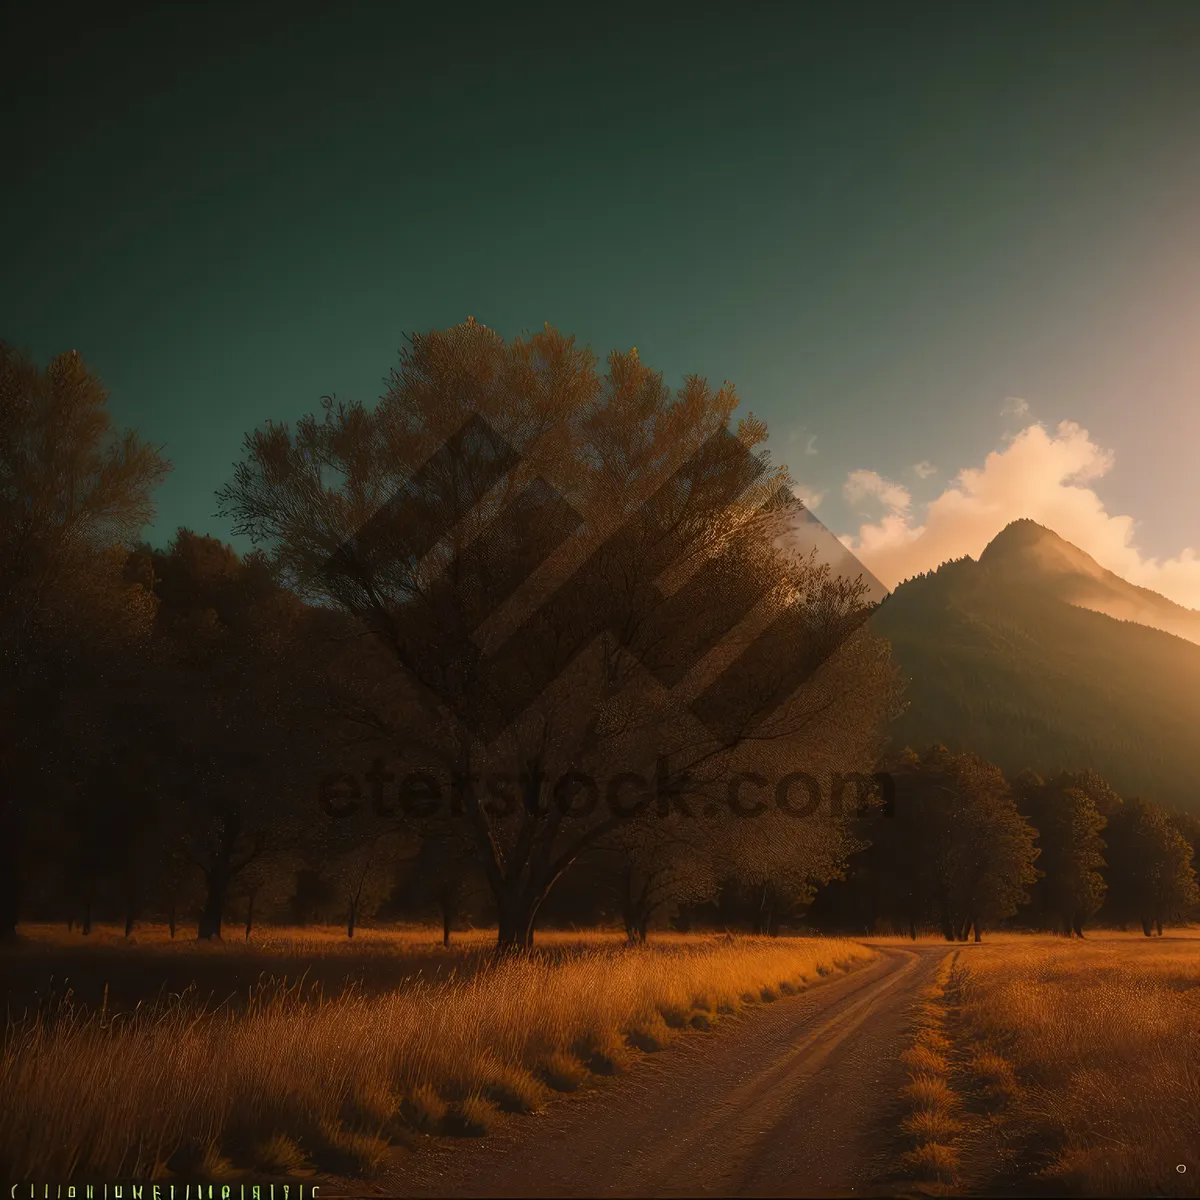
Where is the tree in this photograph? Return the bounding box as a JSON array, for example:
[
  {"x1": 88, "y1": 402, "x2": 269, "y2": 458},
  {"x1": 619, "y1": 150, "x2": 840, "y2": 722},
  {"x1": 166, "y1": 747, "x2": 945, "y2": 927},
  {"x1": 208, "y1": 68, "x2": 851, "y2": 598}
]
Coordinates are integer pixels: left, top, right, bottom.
[
  {"x1": 599, "y1": 822, "x2": 719, "y2": 942},
  {"x1": 1013, "y1": 770, "x2": 1107, "y2": 937},
  {"x1": 287, "y1": 867, "x2": 338, "y2": 926},
  {"x1": 1103, "y1": 797, "x2": 1199, "y2": 935},
  {"x1": 232, "y1": 852, "x2": 300, "y2": 941},
  {"x1": 325, "y1": 829, "x2": 410, "y2": 938},
  {"x1": 1169, "y1": 811, "x2": 1200, "y2": 924},
  {"x1": 218, "y1": 320, "x2": 898, "y2": 949},
  {"x1": 0, "y1": 342, "x2": 169, "y2": 939},
  {"x1": 147, "y1": 531, "x2": 336, "y2": 939},
  {"x1": 395, "y1": 826, "x2": 489, "y2": 946},
  {"x1": 887, "y1": 746, "x2": 1039, "y2": 941}
]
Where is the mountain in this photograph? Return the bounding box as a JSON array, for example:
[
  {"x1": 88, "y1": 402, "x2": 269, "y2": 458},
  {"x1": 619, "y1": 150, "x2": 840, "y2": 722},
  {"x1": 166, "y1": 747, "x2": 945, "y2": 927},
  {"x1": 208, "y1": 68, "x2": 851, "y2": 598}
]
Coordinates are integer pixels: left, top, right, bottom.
[
  {"x1": 871, "y1": 520, "x2": 1200, "y2": 813},
  {"x1": 977, "y1": 519, "x2": 1200, "y2": 646}
]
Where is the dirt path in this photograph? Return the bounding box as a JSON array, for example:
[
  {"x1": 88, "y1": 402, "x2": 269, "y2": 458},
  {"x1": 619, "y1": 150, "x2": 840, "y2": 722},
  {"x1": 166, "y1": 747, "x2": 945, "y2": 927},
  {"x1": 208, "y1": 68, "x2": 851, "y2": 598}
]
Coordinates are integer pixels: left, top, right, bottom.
[{"x1": 360, "y1": 944, "x2": 945, "y2": 1198}]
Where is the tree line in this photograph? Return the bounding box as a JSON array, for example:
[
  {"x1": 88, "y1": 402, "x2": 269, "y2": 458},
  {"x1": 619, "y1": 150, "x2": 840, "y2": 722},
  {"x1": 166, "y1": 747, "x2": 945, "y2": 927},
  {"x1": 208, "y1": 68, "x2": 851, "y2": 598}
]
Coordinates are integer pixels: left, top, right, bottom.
[
  {"x1": 1, "y1": 331, "x2": 1195, "y2": 948},
  {"x1": 808, "y1": 745, "x2": 1199, "y2": 940}
]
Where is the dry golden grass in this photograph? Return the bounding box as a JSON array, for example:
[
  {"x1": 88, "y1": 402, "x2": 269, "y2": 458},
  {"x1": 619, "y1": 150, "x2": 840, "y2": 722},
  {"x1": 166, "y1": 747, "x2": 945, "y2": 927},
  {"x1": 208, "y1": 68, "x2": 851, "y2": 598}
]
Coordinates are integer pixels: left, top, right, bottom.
[
  {"x1": 896, "y1": 950, "x2": 965, "y2": 1191},
  {"x1": 900, "y1": 1108, "x2": 962, "y2": 1142},
  {"x1": 0, "y1": 932, "x2": 874, "y2": 1181},
  {"x1": 15, "y1": 921, "x2": 663, "y2": 953},
  {"x1": 900, "y1": 1043, "x2": 950, "y2": 1076},
  {"x1": 951, "y1": 934, "x2": 1200, "y2": 1197},
  {"x1": 902, "y1": 1072, "x2": 957, "y2": 1113},
  {"x1": 899, "y1": 1140, "x2": 960, "y2": 1180}
]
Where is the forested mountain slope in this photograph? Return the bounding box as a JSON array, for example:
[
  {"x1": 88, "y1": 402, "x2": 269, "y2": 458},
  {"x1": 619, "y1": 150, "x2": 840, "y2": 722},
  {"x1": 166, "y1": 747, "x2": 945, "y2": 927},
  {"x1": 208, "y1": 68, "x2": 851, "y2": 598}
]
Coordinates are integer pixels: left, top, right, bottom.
[{"x1": 871, "y1": 521, "x2": 1200, "y2": 812}]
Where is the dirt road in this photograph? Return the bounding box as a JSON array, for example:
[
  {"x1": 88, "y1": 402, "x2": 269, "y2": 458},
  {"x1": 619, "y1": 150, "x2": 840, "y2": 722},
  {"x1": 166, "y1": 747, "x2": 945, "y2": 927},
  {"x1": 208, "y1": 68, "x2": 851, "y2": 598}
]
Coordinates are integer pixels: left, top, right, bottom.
[{"x1": 371, "y1": 944, "x2": 947, "y2": 1198}]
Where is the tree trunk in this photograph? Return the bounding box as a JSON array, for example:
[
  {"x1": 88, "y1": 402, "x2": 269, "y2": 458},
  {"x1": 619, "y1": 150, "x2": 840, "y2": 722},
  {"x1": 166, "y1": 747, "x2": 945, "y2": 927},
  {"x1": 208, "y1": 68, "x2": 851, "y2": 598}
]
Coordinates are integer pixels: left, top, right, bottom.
[
  {"x1": 624, "y1": 911, "x2": 648, "y2": 944},
  {"x1": 124, "y1": 897, "x2": 136, "y2": 938},
  {"x1": 620, "y1": 870, "x2": 643, "y2": 944},
  {"x1": 972, "y1": 921, "x2": 981, "y2": 943},
  {"x1": 168, "y1": 900, "x2": 176, "y2": 939},
  {"x1": 757, "y1": 885, "x2": 775, "y2": 938},
  {"x1": 0, "y1": 817, "x2": 22, "y2": 943},
  {"x1": 439, "y1": 882, "x2": 460, "y2": 948},
  {"x1": 82, "y1": 899, "x2": 92, "y2": 936},
  {"x1": 67, "y1": 916, "x2": 74, "y2": 932},
  {"x1": 937, "y1": 899, "x2": 955, "y2": 941},
  {"x1": 244, "y1": 893, "x2": 255, "y2": 942},
  {"x1": 1141, "y1": 917, "x2": 1153, "y2": 937},
  {"x1": 197, "y1": 874, "x2": 228, "y2": 940},
  {"x1": 496, "y1": 897, "x2": 538, "y2": 952},
  {"x1": 1155, "y1": 917, "x2": 1163, "y2": 937},
  {"x1": 347, "y1": 900, "x2": 357, "y2": 939},
  {"x1": 908, "y1": 917, "x2": 917, "y2": 941},
  {"x1": 1072, "y1": 914, "x2": 1085, "y2": 938}
]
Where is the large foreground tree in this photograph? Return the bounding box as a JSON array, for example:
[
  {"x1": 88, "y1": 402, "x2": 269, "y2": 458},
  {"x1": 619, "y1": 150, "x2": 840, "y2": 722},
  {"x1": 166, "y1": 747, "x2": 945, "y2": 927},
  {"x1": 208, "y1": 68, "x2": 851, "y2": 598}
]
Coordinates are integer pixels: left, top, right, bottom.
[{"x1": 219, "y1": 320, "x2": 897, "y2": 949}]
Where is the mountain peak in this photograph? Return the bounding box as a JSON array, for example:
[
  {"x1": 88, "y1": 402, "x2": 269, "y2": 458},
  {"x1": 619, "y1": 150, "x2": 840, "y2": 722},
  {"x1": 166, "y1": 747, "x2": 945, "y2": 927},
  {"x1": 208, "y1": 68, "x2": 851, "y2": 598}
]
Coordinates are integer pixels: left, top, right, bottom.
[
  {"x1": 978, "y1": 519, "x2": 1106, "y2": 579},
  {"x1": 976, "y1": 519, "x2": 1200, "y2": 644},
  {"x1": 982, "y1": 518, "x2": 1057, "y2": 551}
]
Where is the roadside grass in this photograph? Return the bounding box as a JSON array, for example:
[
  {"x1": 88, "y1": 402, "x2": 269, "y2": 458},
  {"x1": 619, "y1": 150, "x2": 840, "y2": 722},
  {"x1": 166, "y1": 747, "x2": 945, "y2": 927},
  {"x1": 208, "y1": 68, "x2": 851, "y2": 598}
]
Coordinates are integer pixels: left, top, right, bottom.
[
  {"x1": 896, "y1": 950, "x2": 963, "y2": 1193},
  {"x1": 951, "y1": 937, "x2": 1200, "y2": 1197},
  {"x1": 0, "y1": 933, "x2": 874, "y2": 1182}
]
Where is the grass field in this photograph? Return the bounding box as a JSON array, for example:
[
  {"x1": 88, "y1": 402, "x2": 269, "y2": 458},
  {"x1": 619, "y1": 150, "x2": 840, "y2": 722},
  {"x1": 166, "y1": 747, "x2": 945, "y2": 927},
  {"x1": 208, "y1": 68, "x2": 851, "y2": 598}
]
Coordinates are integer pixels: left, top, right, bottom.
[
  {"x1": 4, "y1": 922, "x2": 628, "y2": 1019},
  {"x1": 896, "y1": 932, "x2": 1200, "y2": 1198},
  {"x1": 0, "y1": 926, "x2": 875, "y2": 1182}
]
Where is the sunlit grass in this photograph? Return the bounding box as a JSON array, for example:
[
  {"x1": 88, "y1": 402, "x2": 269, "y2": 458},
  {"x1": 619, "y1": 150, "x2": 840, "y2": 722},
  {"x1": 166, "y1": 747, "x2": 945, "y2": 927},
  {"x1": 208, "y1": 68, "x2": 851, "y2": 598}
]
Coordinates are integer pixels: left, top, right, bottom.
[
  {"x1": 896, "y1": 950, "x2": 964, "y2": 1191},
  {"x1": 0, "y1": 932, "x2": 874, "y2": 1181},
  {"x1": 952, "y1": 935, "x2": 1200, "y2": 1197}
]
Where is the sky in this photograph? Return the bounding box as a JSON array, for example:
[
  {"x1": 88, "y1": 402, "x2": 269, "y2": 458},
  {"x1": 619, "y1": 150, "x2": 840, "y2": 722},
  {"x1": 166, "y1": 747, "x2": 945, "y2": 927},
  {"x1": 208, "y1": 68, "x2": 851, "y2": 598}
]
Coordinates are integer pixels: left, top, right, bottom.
[{"x1": 3, "y1": 1, "x2": 1199, "y2": 607}]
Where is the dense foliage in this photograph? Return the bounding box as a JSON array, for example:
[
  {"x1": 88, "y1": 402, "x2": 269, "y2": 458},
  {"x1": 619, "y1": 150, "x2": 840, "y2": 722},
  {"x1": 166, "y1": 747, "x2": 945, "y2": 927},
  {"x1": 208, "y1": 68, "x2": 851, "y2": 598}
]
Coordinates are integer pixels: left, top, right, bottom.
[{"x1": 3, "y1": 335, "x2": 1196, "y2": 945}]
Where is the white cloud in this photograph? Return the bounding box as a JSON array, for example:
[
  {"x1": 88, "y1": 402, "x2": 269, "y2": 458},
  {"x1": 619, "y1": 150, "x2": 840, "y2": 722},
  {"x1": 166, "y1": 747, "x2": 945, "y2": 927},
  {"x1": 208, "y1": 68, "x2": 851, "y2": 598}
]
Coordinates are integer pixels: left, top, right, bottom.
[
  {"x1": 1002, "y1": 397, "x2": 1031, "y2": 419},
  {"x1": 791, "y1": 483, "x2": 826, "y2": 510},
  {"x1": 838, "y1": 420, "x2": 1200, "y2": 608},
  {"x1": 844, "y1": 469, "x2": 912, "y2": 514},
  {"x1": 912, "y1": 460, "x2": 937, "y2": 479}
]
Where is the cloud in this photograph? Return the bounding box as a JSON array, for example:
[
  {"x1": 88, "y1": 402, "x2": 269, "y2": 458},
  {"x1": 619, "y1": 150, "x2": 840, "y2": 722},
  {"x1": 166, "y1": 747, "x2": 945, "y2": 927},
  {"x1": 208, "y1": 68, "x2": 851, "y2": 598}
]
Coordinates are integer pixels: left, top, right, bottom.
[
  {"x1": 838, "y1": 420, "x2": 1200, "y2": 608},
  {"x1": 791, "y1": 483, "x2": 826, "y2": 511},
  {"x1": 1002, "y1": 397, "x2": 1031, "y2": 419},
  {"x1": 912, "y1": 460, "x2": 937, "y2": 479},
  {"x1": 844, "y1": 469, "x2": 912, "y2": 514}
]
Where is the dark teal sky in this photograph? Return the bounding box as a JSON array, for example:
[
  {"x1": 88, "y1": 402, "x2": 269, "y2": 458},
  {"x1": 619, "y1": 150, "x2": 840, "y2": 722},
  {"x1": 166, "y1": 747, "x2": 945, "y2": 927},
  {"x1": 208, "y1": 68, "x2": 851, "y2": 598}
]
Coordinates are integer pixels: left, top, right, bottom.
[{"x1": 4, "y1": 1, "x2": 1199, "y2": 574}]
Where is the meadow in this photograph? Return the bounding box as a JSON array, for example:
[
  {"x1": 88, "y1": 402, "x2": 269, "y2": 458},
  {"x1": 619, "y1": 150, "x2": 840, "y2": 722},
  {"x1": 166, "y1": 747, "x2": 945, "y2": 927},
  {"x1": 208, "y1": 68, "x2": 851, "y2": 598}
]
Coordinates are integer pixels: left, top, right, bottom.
[
  {"x1": 0, "y1": 925, "x2": 874, "y2": 1183},
  {"x1": 895, "y1": 931, "x2": 1200, "y2": 1198}
]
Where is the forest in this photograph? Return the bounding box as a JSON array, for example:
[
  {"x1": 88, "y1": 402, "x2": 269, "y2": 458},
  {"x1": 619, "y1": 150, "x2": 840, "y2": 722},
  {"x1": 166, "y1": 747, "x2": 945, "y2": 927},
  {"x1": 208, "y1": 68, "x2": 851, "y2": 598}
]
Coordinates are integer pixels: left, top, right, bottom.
[{"x1": 3, "y1": 329, "x2": 1197, "y2": 952}]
